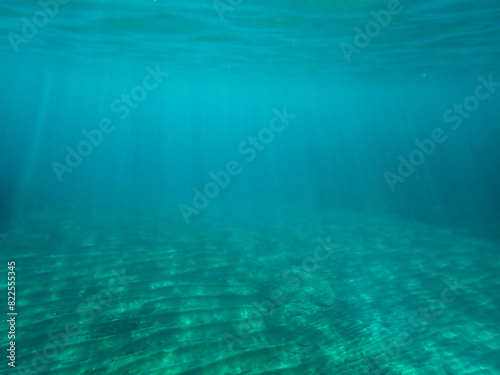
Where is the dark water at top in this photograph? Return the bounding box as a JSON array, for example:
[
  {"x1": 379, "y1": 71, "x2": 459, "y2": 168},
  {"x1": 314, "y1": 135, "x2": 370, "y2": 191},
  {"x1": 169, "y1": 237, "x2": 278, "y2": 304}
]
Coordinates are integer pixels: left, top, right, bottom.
[{"x1": 1, "y1": 0, "x2": 500, "y2": 229}]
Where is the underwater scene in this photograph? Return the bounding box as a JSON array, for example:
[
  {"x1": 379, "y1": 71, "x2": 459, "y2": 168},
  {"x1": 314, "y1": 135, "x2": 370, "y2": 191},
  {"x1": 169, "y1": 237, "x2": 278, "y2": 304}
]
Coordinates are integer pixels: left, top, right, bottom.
[{"x1": 1, "y1": 0, "x2": 500, "y2": 374}]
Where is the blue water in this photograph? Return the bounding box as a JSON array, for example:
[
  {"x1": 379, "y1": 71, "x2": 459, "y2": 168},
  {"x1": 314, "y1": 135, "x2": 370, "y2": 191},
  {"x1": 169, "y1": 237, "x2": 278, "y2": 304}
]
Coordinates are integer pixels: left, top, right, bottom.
[{"x1": 1, "y1": 0, "x2": 500, "y2": 374}]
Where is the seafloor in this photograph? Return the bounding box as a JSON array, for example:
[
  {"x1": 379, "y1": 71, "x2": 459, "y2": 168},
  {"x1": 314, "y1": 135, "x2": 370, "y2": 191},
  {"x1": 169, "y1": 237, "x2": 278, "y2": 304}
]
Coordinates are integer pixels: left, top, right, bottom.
[{"x1": 6, "y1": 206, "x2": 500, "y2": 375}]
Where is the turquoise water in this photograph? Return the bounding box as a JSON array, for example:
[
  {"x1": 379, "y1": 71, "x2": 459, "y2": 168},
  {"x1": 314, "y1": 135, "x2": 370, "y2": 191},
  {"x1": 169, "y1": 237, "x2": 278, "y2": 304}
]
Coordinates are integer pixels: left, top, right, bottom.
[{"x1": 1, "y1": 0, "x2": 500, "y2": 374}]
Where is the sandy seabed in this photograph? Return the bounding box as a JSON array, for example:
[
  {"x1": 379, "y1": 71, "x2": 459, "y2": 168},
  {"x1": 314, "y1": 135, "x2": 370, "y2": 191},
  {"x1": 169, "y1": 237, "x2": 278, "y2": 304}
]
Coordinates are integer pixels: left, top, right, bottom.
[{"x1": 5, "y1": 207, "x2": 500, "y2": 375}]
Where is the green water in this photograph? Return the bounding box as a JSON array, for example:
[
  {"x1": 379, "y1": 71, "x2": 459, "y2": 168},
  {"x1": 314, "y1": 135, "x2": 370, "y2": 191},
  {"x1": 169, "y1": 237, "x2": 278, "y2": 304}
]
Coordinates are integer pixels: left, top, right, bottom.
[{"x1": 1, "y1": 0, "x2": 500, "y2": 374}]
